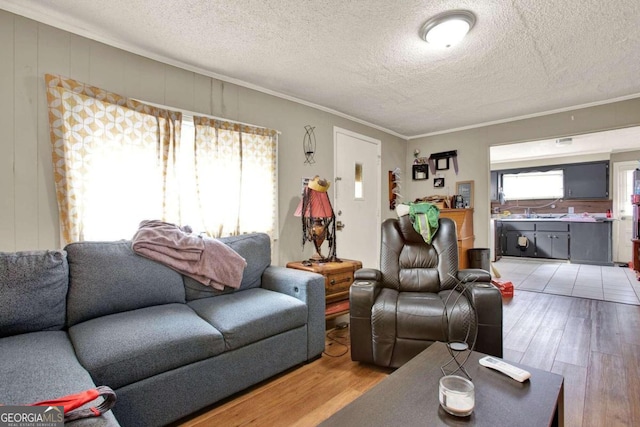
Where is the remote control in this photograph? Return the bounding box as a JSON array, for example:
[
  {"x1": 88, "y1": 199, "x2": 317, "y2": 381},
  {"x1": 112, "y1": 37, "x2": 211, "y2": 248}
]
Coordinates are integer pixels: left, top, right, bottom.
[{"x1": 479, "y1": 356, "x2": 531, "y2": 382}]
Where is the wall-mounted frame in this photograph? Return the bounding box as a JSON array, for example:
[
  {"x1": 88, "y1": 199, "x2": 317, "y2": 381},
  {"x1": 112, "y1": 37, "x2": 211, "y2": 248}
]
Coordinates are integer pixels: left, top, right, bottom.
[
  {"x1": 436, "y1": 158, "x2": 449, "y2": 170},
  {"x1": 434, "y1": 177, "x2": 445, "y2": 188},
  {"x1": 456, "y1": 180, "x2": 474, "y2": 208},
  {"x1": 412, "y1": 164, "x2": 429, "y2": 180}
]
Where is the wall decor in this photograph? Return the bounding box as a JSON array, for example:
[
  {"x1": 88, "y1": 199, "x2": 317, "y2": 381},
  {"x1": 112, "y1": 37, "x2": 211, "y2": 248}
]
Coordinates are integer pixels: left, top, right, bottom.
[
  {"x1": 301, "y1": 177, "x2": 312, "y2": 194},
  {"x1": 412, "y1": 164, "x2": 429, "y2": 180},
  {"x1": 389, "y1": 167, "x2": 403, "y2": 210},
  {"x1": 303, "y1": 125, "x2": 316, "y2": 164},
  {"x1": 434, "y1": 177, "x2": 445, "y2": 188},
  {"x1": 428, "y1": 150, "x2": 459, "y2": 175},
  {"x1": 456, "y1": 180, "x2": 474, "y2": 208},
  {"x1": 436, "y1": 158, "x2": 449, "y2": 171}
]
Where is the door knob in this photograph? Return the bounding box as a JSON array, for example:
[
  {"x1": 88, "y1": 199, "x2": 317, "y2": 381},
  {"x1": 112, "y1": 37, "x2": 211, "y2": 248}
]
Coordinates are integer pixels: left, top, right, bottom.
[{"x1": 336, "y1": 221, "x2": 345, "y2": 231}]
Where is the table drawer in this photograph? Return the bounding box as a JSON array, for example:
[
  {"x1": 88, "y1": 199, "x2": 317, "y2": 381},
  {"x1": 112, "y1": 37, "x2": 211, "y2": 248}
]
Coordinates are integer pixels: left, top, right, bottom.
[
  {"x1": 325, "y1": 271, "x2": 354, "y2": 296},
  {"x1": 535, "y1": 222, "x2": 569, "y2": 232}
]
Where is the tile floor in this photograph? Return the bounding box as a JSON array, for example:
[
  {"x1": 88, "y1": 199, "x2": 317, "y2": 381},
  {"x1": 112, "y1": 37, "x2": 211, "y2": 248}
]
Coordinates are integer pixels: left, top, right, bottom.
[{"x1": 493, "y1": 257, "x2": 640, "y2": 305}]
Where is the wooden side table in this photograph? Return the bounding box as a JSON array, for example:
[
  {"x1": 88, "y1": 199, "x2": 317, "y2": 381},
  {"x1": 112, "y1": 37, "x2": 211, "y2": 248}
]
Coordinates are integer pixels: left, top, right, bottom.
[
  {"x1": 632, "y1": 239, "x2": 640, "y2": 280},
  {"x1": 286, "y1": 259, "x2": 362, "y2": 319}
]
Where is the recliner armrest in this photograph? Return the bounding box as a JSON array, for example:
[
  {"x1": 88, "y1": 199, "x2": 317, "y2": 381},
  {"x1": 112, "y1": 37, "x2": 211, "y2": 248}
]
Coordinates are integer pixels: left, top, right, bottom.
[
  {"x1": 457, "y1": 268, "x2": 491, "y2": 283},
  {"x1": 349, "y1": 279, "x2": 382, "y2": 363},
  {"x1": 350, "y1": 279, "x2": 382, "y2": 317},
  {"x1": 354, "y1": 268, "x2": 382, "y2": 281},
  {"x1": 466, "y1": 281, "x2": 503, "y2": 358}
]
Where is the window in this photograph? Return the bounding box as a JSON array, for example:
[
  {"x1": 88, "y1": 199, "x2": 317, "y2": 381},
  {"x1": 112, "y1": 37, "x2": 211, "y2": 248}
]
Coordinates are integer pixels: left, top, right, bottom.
[
  {"x1": 354, "y1": 162, "x2": 363, "y2": 199},
  {"x1": 502, "y1": 170, "x2": 564, "y2": 200},
  {"x1": 46, "y1": 74, "x2": 278, "y2": 243}
]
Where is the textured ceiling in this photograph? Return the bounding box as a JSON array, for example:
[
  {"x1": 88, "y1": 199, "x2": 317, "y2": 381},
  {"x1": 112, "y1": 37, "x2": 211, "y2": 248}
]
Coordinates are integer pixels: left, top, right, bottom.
[{"x1": 2, "y1": 0, "x2": 640, "y2": 138}]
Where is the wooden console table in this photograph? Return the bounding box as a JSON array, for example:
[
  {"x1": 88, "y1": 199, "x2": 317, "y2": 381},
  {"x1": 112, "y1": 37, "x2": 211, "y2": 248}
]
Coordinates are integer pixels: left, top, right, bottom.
[
  {"x1": 439, "y1": 208, "x2": 474, "y2": 270},
  {"x1": 286, "y1": 259, "x2": 362, "y2": 319}
]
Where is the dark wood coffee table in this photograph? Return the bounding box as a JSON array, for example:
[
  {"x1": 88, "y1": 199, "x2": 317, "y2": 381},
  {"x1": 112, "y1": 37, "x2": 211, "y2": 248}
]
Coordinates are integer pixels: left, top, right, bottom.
[{"x1": 320, "y1": 342, "x2": 564, "y2": 427}]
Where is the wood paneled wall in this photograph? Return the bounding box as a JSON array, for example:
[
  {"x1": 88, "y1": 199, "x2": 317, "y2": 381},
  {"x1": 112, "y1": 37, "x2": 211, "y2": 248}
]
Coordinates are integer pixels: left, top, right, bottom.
[
  {"x1": 0, "y1": 13, "x2": 205, "y2": 251},
  {"x1": 0, "y1": 10, "x2": 406, "y2": 258}
]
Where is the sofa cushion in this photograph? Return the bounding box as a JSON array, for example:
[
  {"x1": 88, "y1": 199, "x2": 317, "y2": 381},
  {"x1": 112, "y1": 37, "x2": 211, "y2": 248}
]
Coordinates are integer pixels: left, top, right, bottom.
[
  {"x1": 188, "y1": 288, "x2": 307, "y2": 350},
  {"x1": 65, "y1": 241, "x2": 186, "y2": 326},
  {"x1": 0, "y1": 331, "x2": 121, "y2": 426},
  {"x1": 0, "y1": 250, "x2": 68, "y2": 338},
  {"x1": 396, "y1": 290, "x2": 474, "y2": 342},
  {"x1": 396, "y1": 292, "x2": 448, "y2": 341},
  {"x1": 185, "y1": 233, "x2": 271, "y2": 301},
  {"x1": 68, "y1": 303, "x2": 225, "y2": 389},
  {"x1": 0, "y1": 331, "x2": 95, "y2": 403}
]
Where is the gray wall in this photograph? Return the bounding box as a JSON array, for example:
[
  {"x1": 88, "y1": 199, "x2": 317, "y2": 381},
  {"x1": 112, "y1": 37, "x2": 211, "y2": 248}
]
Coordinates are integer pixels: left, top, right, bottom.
[
  {"x1": 0, "y1": 10, "x2": 406, "y2": 265},
  {"x1": 3, "y1": 8, "x2": 639, "y2": 264},
  {"x1": 407, "y1": 100, "x2": 640, "y2": 249}
]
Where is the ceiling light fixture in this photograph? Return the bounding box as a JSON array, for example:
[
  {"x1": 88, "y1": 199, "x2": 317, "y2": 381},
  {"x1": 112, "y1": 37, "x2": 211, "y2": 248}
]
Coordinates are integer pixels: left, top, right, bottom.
[{"x1": 420, "y1": 10, "x2": 476, "y2": 48}]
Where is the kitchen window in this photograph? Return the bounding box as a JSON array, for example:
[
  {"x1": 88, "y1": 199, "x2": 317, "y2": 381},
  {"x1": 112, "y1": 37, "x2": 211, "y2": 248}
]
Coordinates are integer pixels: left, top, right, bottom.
[{"x1": 502, "y1": 169, "x2": 564, "y2": 200}]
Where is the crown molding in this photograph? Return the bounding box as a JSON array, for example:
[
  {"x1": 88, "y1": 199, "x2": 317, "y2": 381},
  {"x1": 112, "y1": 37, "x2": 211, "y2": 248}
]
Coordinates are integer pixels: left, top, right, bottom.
[
  {"x1": 2, "y1": 1, "x2": 639, "y2": 142},
  {"x1": 407, "y1": 93, "x2": 640, "y2": 140},
  {"x1": 0, "y1": 1, "x2": 408, "y2": 140}
]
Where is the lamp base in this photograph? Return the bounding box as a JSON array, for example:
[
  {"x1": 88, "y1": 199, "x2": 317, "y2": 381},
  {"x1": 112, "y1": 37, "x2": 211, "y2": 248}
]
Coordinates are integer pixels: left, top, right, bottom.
[
  {"x1": 303, "y1": 254, "x2": 342, "y2": 265},
  {"x1": 310, "y1": 251, "x2": 325, "y2": 262}
]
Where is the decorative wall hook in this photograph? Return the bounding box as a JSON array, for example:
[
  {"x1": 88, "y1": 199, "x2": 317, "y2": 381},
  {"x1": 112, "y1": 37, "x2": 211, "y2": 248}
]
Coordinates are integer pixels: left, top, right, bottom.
[
  {"x1": 303, "y1": 125, "x2": 316, "y2": 164},
  {"x1": 389, "y1": 167, "x2": 403, "y2": 210}
]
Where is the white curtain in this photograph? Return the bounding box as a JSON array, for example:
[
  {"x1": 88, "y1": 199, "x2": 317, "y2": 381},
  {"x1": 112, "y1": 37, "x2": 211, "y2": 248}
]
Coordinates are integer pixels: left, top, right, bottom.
[
  {"x1": 192, "y1": 117, "x2": 278, "y2": 238},
  {"x1": 45, "y1": 74, "x2": 182, "y2": 243}
]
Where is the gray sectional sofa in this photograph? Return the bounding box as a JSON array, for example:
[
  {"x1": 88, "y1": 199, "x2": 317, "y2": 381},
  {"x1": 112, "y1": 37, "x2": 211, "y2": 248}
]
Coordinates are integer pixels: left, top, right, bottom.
[{"x1": 0, "y1": 233, "x2": 325, "y2": 426}]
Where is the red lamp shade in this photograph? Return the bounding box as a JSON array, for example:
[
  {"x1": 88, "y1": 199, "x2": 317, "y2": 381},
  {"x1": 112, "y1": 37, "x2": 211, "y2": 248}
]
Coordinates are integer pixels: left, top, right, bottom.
[{"x1": 294, "y1": 188, "x2": 334, "y2": 218}]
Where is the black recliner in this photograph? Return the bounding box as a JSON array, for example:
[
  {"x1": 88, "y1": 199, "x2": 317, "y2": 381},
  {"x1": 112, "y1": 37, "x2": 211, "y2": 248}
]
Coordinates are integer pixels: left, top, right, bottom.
[{"x1": 349, "y1": 216, "x2": 503, "y2": 368}]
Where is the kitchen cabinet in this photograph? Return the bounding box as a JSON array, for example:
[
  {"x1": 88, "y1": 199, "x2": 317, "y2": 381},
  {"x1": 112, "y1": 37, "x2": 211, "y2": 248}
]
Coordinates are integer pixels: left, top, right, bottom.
[
  {"x1": 490, "y1": 171, "x2": 499, "y2": 201},
  {"x1": 534, "y1": 222, "x2": 569, "y2": 260},
  {"x1": 564, "y1": 161, "x2": 609, "y2": 199},
  {"x1": 498, "y1": 219, "x2": 612, "y2": 265},
  {"x1": 503, "y1": 222, "x2": 535, "y2": 257},
  {"x1": 494, "y1": 220, "x2": 503, "y2": 261},
  {"x1": 569, "y1": 222, "x2": 613, "y2": 265}
]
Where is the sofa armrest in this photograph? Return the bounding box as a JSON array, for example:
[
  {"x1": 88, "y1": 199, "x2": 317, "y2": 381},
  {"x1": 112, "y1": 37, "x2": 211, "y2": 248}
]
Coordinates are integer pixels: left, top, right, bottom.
[
  {"x1": 261, "y1": 266, "x2": 325, "y2": 360},
  {"x1": 349, "y1": 278, "x2": 383, "y2": 364},
  {"x1": 466, "y1": 282, "x2": 503, "y2": 358}
]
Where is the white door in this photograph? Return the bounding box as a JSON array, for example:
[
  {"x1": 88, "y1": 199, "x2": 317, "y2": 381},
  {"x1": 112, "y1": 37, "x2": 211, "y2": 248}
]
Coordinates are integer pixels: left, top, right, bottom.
[
  {"x1": 334, "y1": 127, "x2": 381, "y2": 269},
  {"x1": 613, "y1": 161, "x2": 636, "y2": 263}
]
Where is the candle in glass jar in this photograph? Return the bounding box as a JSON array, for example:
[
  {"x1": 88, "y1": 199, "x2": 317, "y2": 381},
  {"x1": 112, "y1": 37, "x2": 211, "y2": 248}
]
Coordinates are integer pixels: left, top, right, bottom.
[{"x1": 439, "y1": 375, "x2": 475, "y2": 417}]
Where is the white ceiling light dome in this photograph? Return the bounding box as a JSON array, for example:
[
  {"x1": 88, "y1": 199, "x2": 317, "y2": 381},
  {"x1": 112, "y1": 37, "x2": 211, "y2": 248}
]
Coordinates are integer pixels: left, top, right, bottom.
[{"x1": 420, "y1": 10, "x2": 476, "y2": 48}]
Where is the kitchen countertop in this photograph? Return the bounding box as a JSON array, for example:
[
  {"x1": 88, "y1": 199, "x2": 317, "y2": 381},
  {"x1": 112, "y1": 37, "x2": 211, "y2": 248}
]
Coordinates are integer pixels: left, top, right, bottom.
[{"x1": 495, "y1": 217, "x2": 614, "y2": 222}]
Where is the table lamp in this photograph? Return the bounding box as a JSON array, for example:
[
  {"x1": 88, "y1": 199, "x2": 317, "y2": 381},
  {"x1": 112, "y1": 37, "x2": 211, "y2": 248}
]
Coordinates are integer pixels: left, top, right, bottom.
[{"x1": 295, "y1": 176, "x2": 338, "y2": 263}]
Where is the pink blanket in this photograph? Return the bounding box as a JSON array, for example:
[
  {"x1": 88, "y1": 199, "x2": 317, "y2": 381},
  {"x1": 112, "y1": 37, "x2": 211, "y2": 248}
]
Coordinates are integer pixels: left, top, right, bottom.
[{"x1": 132, "y1": 220, "x2": 247, "y2": 290}]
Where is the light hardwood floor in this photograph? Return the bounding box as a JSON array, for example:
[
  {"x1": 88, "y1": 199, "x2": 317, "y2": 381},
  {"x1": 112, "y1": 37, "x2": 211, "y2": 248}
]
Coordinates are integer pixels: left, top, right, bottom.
[{"x1": 177, "y1": 291, "x2": 640, "y2": 427}]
